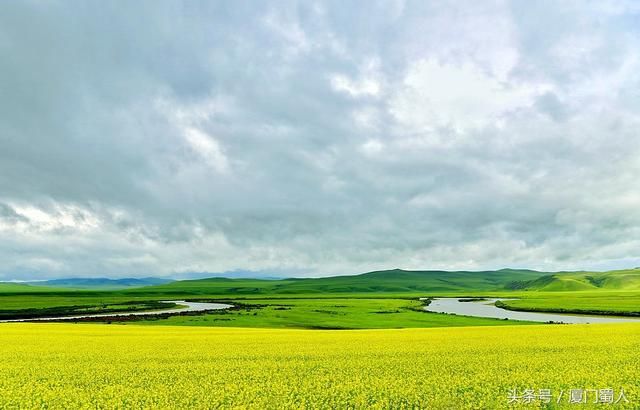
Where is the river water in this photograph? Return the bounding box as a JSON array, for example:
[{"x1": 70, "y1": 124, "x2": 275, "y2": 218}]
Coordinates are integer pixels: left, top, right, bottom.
[
  {"x1": 0, "y1": 300, "x2": 232, "y2": 323},
  {"x1": 423, "y1": 298, "x2": 640, "y2": 324}
]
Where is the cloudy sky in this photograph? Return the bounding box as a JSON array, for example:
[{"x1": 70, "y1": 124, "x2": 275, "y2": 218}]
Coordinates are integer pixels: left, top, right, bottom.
[{"x1": 1, "y1": 1, "x2": 640, "y2": 280}]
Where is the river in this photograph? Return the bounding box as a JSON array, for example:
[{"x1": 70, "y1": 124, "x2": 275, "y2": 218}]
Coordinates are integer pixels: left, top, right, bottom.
[
  {"x1": 0, "y1": 300, "x2": 232, "y2": 323},
  {"x1": 423, "y1": 298, "x2": 640, "y2": 324}
]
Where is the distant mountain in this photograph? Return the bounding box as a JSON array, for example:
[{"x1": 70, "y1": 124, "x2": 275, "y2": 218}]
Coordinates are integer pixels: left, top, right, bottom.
[
  {"x1": 131, "y1": 268, "x2": 548, "y2": 295},
  {"x1": 27, "y1": 277, "x2": 173, "y2": 290},
  {"x1": 180, "y1": 270, "x2": 285, "y2": 280}
]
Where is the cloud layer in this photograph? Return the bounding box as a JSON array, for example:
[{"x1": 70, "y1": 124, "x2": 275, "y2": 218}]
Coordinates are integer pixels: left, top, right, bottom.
[{"x1": 1, "y1": 1, "x2": 640, "y2": 279}]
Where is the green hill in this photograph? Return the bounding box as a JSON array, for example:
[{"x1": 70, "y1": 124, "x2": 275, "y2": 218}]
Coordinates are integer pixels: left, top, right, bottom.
[
  {"x1": 505, "y1": 269, "x2": 640, "y2": 292},
  {"x1": 7, "y1": 268, "x2": 639, "y2": 297},
  {"x1": 129, "y1": 268, "x2": 546, "y2": 296}
]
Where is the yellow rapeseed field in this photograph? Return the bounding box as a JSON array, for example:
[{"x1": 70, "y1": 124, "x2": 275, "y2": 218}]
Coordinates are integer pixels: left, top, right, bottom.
[{"x1": 0, "y1": 323, "x2": 639, "y2": 409}]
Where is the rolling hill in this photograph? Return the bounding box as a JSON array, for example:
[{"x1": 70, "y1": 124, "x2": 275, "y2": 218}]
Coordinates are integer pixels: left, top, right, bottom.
[
  {"x1": 128, "y1": 268, "x2": 547, "y2": 296},
  {"x1": 6, "y1": 268, "x2": 639, "y2": 296},
  {"x1": 504, "y1": 268, "x2": 640, "y2": 291}
]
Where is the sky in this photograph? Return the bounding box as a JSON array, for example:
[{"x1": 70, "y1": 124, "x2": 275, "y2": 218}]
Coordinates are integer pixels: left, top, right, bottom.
[{"x1": 1, "y1": 1, "x2": 640, "y2": 280}]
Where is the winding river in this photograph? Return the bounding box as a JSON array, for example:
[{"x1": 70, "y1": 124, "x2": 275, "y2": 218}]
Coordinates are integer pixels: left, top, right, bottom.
[
  {"x1": 5, "y1": 297, "x2": 638, "y2": 325},
  {"x1": 423, "y1": 298, "x2": 640, "y2": 324},
  {"x1": 0, "y1": 300, "x2": 232, "y2": 323}
]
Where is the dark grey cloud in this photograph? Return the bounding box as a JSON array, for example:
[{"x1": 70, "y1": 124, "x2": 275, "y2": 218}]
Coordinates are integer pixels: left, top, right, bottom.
[{"x1": 1, "y1": 0, "x2": 640, "y2": 279}]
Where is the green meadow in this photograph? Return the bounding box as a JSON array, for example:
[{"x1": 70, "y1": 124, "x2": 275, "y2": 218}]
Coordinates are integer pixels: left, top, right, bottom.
[{"x1": 1, "y1": 268, "x2": 639, "y2": 329}]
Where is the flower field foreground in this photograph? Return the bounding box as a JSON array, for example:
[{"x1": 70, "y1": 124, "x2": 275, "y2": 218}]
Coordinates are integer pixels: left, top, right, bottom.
[{"x1": 0, "y1": 323, "x2": 639, "y2": 409}]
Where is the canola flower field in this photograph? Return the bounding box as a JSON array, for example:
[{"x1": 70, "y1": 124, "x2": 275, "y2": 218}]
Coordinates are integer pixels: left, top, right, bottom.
[{"x1": 1, "y1": 323, "x2": 639, "y2": 409}]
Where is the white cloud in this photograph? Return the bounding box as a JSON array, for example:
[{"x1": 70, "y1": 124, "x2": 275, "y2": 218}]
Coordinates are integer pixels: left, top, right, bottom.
[
  {"x1": 1, "y1": 1, "x2": 640, "y2": 279},
  {"x1": 359, "y1": 139, "x2": 384, "y2": 156},
  {"x1": 330, "y1": 58, "x2": 384, "y2": 98},
  {"x1": 183, "y1": 127, "x2": 230, "y2": 174},
  {"x1": 0, "y1": 203, "x2": 101, "y2": 234},
  {"x1": 263, "y1": 9, "x2": 311, "y2": 57},
  {"x1": 330, "y1": 74, "x2": 381, "y2": 98},
  {"x1": 389, "y1": 59, "x2": 547, "y2": 133}
]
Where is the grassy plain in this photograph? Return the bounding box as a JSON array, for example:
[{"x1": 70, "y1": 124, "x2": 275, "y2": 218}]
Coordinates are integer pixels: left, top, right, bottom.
[
  {"x1": 2, "y1": 270, "x2": 640, "y2": 408},
  {"x1": 1, "y1": 323, "x2": 638, "y2": 409},
  {"x1": 2, "y1": 269, "x2": 640, "y2": 327},
  {"x1": 131, "y1": 298, "x2": 531, "y2": 329},
  {"x1": 496, "y1": 291, "x2": 640, "y2": 316}
]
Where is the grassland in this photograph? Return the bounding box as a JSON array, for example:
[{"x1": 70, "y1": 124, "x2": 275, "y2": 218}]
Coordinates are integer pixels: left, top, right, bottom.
[
  {"x1": 496, "y1": 292, "x2": 640, "y2": 316},
  {"x1": 505, "y1": 269, "x2": 640, "y2": 291},
  {"x1": 2, "y1": 269, "x2": 640, "y2": 408},
  {"x1": 1, "y1": 322, "x2": 638, "y2": 409},
  {"x1": 0, "y1": 282, "x2": 72, "y2": 293},
  {"x1": 2, "y1": 268, "x2": 640, "y2": 327},
  {"x1": 126, "y1": 298, "x2": 532, "y2": 329}
]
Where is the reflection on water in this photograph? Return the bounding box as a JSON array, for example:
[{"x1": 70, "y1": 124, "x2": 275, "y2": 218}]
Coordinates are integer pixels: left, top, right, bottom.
[
  {"x1": 1, "y1": 300, "x2": 232, "y2": 323},
  {"x1": 423, "y1": 298, "x2": 640, "y2": 324}
]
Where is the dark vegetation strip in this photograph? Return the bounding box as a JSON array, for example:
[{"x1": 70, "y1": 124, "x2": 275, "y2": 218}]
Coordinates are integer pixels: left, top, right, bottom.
[
  {"x1": 0, "y1": 300, "x2": 178, "y2": 320},
  {"x1": 32, "y1": 300, "x2": 254, "y2": 324},
  {"x1": 494, "y1": 300, "x2": 640, "y2": 317}
]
